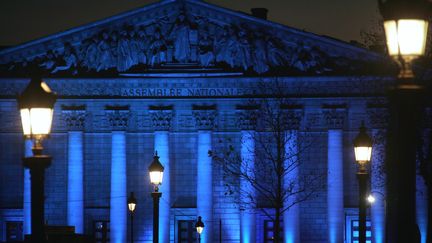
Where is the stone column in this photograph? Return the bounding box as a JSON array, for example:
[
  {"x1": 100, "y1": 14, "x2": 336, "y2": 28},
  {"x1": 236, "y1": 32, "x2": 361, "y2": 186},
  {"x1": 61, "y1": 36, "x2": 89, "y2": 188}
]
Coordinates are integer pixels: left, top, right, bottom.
[
  {"x1": 368, "y1": 105, "x2": 388, "y2": 243},
  {"x1": 283, "y1": 108, "x2": 303, "y2": 243},
  {"x1": 106, "y1": 106, "x2": 130, "y2": 243},
  {"x1": 237, "y1": 106, "x2": 258, "y2": 243},
  {"x1": 323, "y1": 106, "x2": 346, "y2": 243},
  {"x1": 23, "y1": 139, "x2": 33, "y2": 236},
  {"x1": 417, "y1": 108, "x2": 431, "y2": 243},
  {"x1": 193, "y1": 105, "x2": 217, "y2": 243},
  {"x1": 62, "y1": 107, "x2": 86, "y2": 234},
  {"x1": 149, "y1": 106, "x2": 173, "y2": 242}
]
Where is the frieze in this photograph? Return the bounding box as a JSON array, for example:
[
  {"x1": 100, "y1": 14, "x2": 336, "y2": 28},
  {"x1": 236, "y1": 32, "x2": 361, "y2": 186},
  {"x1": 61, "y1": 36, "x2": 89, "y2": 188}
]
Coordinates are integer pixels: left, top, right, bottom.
[{"x1": 0, "y1": 77, "x2": 394, "y2": 97}]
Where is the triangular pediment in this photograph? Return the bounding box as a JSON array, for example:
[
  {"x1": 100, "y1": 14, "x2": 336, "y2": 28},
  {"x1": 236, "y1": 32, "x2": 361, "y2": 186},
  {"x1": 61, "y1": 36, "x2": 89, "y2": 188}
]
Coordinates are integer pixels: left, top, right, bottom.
[{"x1": 0, "y1": 0, "x2": 394, "y2": 77}]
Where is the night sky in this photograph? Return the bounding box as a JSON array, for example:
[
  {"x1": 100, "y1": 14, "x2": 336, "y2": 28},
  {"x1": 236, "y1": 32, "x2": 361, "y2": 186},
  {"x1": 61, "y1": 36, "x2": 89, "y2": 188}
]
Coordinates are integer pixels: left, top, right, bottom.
[{"x1": 0, "y1": 0, "x2": 381, "y2": 47}]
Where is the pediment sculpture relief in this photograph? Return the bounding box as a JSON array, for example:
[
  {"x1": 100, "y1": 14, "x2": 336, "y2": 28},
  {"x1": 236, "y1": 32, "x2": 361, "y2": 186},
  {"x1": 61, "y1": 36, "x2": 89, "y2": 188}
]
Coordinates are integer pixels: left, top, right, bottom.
[{"x1": 1, "y1": 10, "x2": 385, "y2": 76}]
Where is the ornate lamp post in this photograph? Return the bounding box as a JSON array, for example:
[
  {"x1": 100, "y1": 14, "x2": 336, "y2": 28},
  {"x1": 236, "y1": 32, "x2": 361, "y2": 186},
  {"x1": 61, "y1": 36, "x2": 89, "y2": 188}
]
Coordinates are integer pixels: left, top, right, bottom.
[
  {"x1": 378, "y1": 0, "x2": 431, "y2": 241},
  {"x1": 353, "y1": 123, "x2": 373, "y2": 243},
  {"x1": 148, "y1": 152, "x2": 164, "y2": 243},
  {"x1": 18, "y1": 77, "x2": 56, "y2": 243},
  {"x1": 195, "y1": 216, "x2": 204, "y2": 243},
  {"x1": 127, "y1": 192, "x2": 137, "y2": 243}
]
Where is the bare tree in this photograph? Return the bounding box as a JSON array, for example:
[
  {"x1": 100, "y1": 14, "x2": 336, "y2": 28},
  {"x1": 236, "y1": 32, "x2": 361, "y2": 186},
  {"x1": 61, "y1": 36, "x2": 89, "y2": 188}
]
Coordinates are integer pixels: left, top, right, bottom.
[{"x1": 209, "y1": 80, "x2": 323, "y2": 242}]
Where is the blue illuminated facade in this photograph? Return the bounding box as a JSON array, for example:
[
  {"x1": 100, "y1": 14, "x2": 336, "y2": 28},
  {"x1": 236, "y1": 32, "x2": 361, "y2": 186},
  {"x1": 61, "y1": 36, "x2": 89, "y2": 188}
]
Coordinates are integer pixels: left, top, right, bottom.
[{"x1": 0, "y1": 0, "x2": 429, "y2": 242}]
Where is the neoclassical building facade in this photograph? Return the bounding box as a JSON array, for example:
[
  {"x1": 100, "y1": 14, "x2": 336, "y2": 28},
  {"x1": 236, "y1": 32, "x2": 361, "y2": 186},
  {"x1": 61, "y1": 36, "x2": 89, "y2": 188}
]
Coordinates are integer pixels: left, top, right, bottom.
[{"x1": 0, "y1": 0, "x2": 429, "y2": 243}]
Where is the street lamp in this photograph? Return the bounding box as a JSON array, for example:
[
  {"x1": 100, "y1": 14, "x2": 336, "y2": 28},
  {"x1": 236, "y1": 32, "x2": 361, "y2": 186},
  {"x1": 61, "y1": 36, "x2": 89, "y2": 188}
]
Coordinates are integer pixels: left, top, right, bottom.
[
  {"x1": 127, "y1": 192, "x2": 137, "y2": 243},
  {"x1": 18, "y1": 77, "x2": 56, "y2": 243},
  {"x1": 379, "y1": 0, "x2": 430, "y2": 79},
  {"x1": 378, "y1": 0, "x2": 431, "y2": 241},
  {"x1": 195, "y1": 216, "x2": 204, "y2": 243},
  {"x1": 149, "y1": 152, "x2": 164, "y2": 243},
  {"x1": 353, "y1": 123, "x2": 372, "y2": 243}
]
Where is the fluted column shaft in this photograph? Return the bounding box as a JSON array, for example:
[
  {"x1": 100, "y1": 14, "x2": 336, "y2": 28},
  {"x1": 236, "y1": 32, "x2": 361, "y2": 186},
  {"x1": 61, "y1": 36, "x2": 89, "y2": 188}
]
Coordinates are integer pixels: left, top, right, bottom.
[
  {"x1": 110, "y1": 131, "x2": 127, "y2": 243},
  {"x1": 154, "y1": 131, "x2": 170, "y2": 242},
  {"x1": 323, "y1": 108, "x2": 345, "y2": 243},
  {"x1": 240, "y1": 130, "x2": 256, "y2": 243},
  {"x1": 283, "y1": 130, "x2": 300, "y2": 243},
  {"x1": 327, "y1": 129, "x2": 344, "y2": 243},
  {"x1": 23, "y1": 139, "x2": 33, "y2": 235},
  {"x1": 67, "y1": 131, "x2": 84, "y2": 233},
  {"x1": 371, "y1": 129, "x2": 386, "y2": 243},
  {"x1": 197, "y1": 130, "x2": 213, "y2": 243},
  {"x1": 417, "y1": 128, "x2": 430, "y2": 243}
]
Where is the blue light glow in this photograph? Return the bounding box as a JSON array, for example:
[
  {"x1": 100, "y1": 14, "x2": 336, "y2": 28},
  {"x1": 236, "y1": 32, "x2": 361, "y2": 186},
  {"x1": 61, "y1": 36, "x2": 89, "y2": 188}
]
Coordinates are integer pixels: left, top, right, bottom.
[
  {"x1": 417, "y1": 175, "x2": 428, "y2": 243},
  {"x1": 110, "y1": 131, "x2": 127, "y2": 243},
  {"x1": 240, "y1": 131, "x2": 256, "y2": 243},
  {"x1": 23, "y1": 139, "x2": 32, "y2": 235},
  {"x1": 67, "y1": 131, "x2": 84, "y2": 233},
  {"x1": 327, "y1": 130, "x2": 344, "y2": 243},
  {"x1": 154, "y1": 131, "x2": 170, "y2": 242},
  {"x1": 284, "y1": 131, "x2": 300, "y2": 243},
  {"x1": 370, "y1": 131, "x2": 385, "y2": 243},
  {"x1": 197, "y1": 131, "x2": 212, "y2": 243}
]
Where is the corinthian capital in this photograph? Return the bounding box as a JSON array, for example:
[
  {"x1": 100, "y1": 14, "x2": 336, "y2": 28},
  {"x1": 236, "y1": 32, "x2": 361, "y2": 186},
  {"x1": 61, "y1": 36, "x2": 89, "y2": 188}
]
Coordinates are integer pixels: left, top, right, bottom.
[
  {"x1": 61, "y1": 105, "x2": 86, "y2": 131},
  {"x1": 236, "y1": 105, "x2": 259, "y2": 131},
  {"x1": 322, "y1": 104, "x2": 347, "y2": 129},
  {"x1": 192, "y1": 104, "x2": 217, "y2": 130},
  {"x1": 149, "y1": 105, "x2": 174, "y2": 131},
  {"x1": 105, "y1": 105, "x2": 130, "y2": 131}
]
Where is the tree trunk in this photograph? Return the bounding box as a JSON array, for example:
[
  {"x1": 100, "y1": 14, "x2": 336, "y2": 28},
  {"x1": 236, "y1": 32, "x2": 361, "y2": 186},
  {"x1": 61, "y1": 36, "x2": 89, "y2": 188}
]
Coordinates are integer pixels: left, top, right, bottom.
[{"x1": 274, "y1": 206, "x2": 281, "y2": 243}]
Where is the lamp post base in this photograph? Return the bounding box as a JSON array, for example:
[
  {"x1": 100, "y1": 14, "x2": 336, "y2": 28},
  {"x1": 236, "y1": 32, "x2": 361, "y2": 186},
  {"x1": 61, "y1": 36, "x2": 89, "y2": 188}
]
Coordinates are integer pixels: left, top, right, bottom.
[
  {"x1": 357, "y1": 172, "x2": 368, "y2": 243},
  {"x1": 152, "y1": 192, "x2": 162, "y2": 243},
  {"x1": 23, "y1": 155, "x2": 52, "y2": 243},
  {"x1": 386, "y1": 84, "x2": 424, "y2": 243}
]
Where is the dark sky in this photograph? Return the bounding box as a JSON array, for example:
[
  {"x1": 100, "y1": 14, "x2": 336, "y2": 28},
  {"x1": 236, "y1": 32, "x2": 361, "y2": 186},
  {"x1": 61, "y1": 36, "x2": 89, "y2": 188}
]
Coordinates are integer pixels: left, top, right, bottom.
[{"x1": 0, "y1": 0, "x2": 381, "y2": 46}]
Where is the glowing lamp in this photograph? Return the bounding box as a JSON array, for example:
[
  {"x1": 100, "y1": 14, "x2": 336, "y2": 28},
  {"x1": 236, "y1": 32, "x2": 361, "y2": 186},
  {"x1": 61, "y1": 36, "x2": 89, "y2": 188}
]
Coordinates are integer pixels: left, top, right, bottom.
[
  {"x1": 378, "y1": 0, "x2": 432, "y2": 77},
  {"x1": 149, "y1": 152, "x2": 164, "y2": 187},
  {"x1": 195, "y1": 216, "x2": 204, "y2": 234},
  {"x1": 128, "y1": 192, "x2": 137, "y2": 213},
  {"x1": 367, "y1": 194, "x2": 376, "y2": 204},
  {"x1": 353, "y1": 123, "x2": 373, "y2": 166},
  {"x1": 383, "y1": 19, "x2": 428, "y2": 57},
  {"x1": 18, "y1": 77, "x2": 56, "y2": 138}
]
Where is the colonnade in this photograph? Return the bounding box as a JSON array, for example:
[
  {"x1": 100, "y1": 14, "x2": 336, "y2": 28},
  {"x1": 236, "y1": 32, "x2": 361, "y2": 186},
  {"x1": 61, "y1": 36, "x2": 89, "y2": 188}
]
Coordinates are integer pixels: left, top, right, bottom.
[{"x1": 20, "y1": 105, "x2": 429, "y2": 243}]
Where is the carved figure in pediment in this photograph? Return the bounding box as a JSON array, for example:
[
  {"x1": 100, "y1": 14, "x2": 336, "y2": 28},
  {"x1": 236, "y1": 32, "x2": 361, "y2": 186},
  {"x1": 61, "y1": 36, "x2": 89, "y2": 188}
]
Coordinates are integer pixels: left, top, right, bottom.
[
  {"x1": 252, "y1": 31, "x2": 269, "y2": 73},
  {"x1": 266, "y1": 37, "x2": 287, "y2": 67},
  {"x1": 149, "y1": 28, "x2": 167, "y2": 66},
  {"x1": 170, "y1": 12, "x2": 191, "y2": 63},
  {"x1": 39, "y1": 50, "x2": 57, "y2": 71},
  {"x1": 128, "y1": 29, "x2": 141, "y2": 67},
  {"x1": 291, "y1": 43, "x2": 328, "y2": 73},
  {"x1": 96, "y1": 31, "x2": 115, "y2": 71},
  {"x1": 84, "y1": 36, "x2": 99, "y2": 70},
  {"x1": 52, "y1": 42, "x2": 78, "y2": 74},
  {"x1": 117, "y1": 29, "x2": 134, "y2": 72},
  {"x1": 198, "y1": 31, "x2": 214, "y2": 67},
  {"x1": 214, "y1": 25, "x2": 237, "y2": 67},
  {"x1": 137, "y1": 26, "x2": 149, "y2": 65},
  {"x1": 109, "y1": 31, "x2": 119, "y2": 65},
  {"x1": 234, "y1": 28, "x2": 251, "y2": 70}
]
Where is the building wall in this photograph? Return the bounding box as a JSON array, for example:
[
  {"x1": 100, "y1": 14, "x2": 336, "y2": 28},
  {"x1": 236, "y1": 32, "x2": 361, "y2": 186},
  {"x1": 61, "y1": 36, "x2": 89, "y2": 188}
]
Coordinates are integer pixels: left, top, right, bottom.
[{"x1": 0, "y1": 77, "x2": 390, "y2": 242}]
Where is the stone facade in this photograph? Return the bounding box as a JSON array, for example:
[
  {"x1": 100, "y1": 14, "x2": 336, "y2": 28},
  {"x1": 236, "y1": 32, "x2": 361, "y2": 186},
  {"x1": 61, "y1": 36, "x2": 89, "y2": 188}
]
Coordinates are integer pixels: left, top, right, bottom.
[{"x1": 0, "y1": 1, "x2": 423, "y2": 243}]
